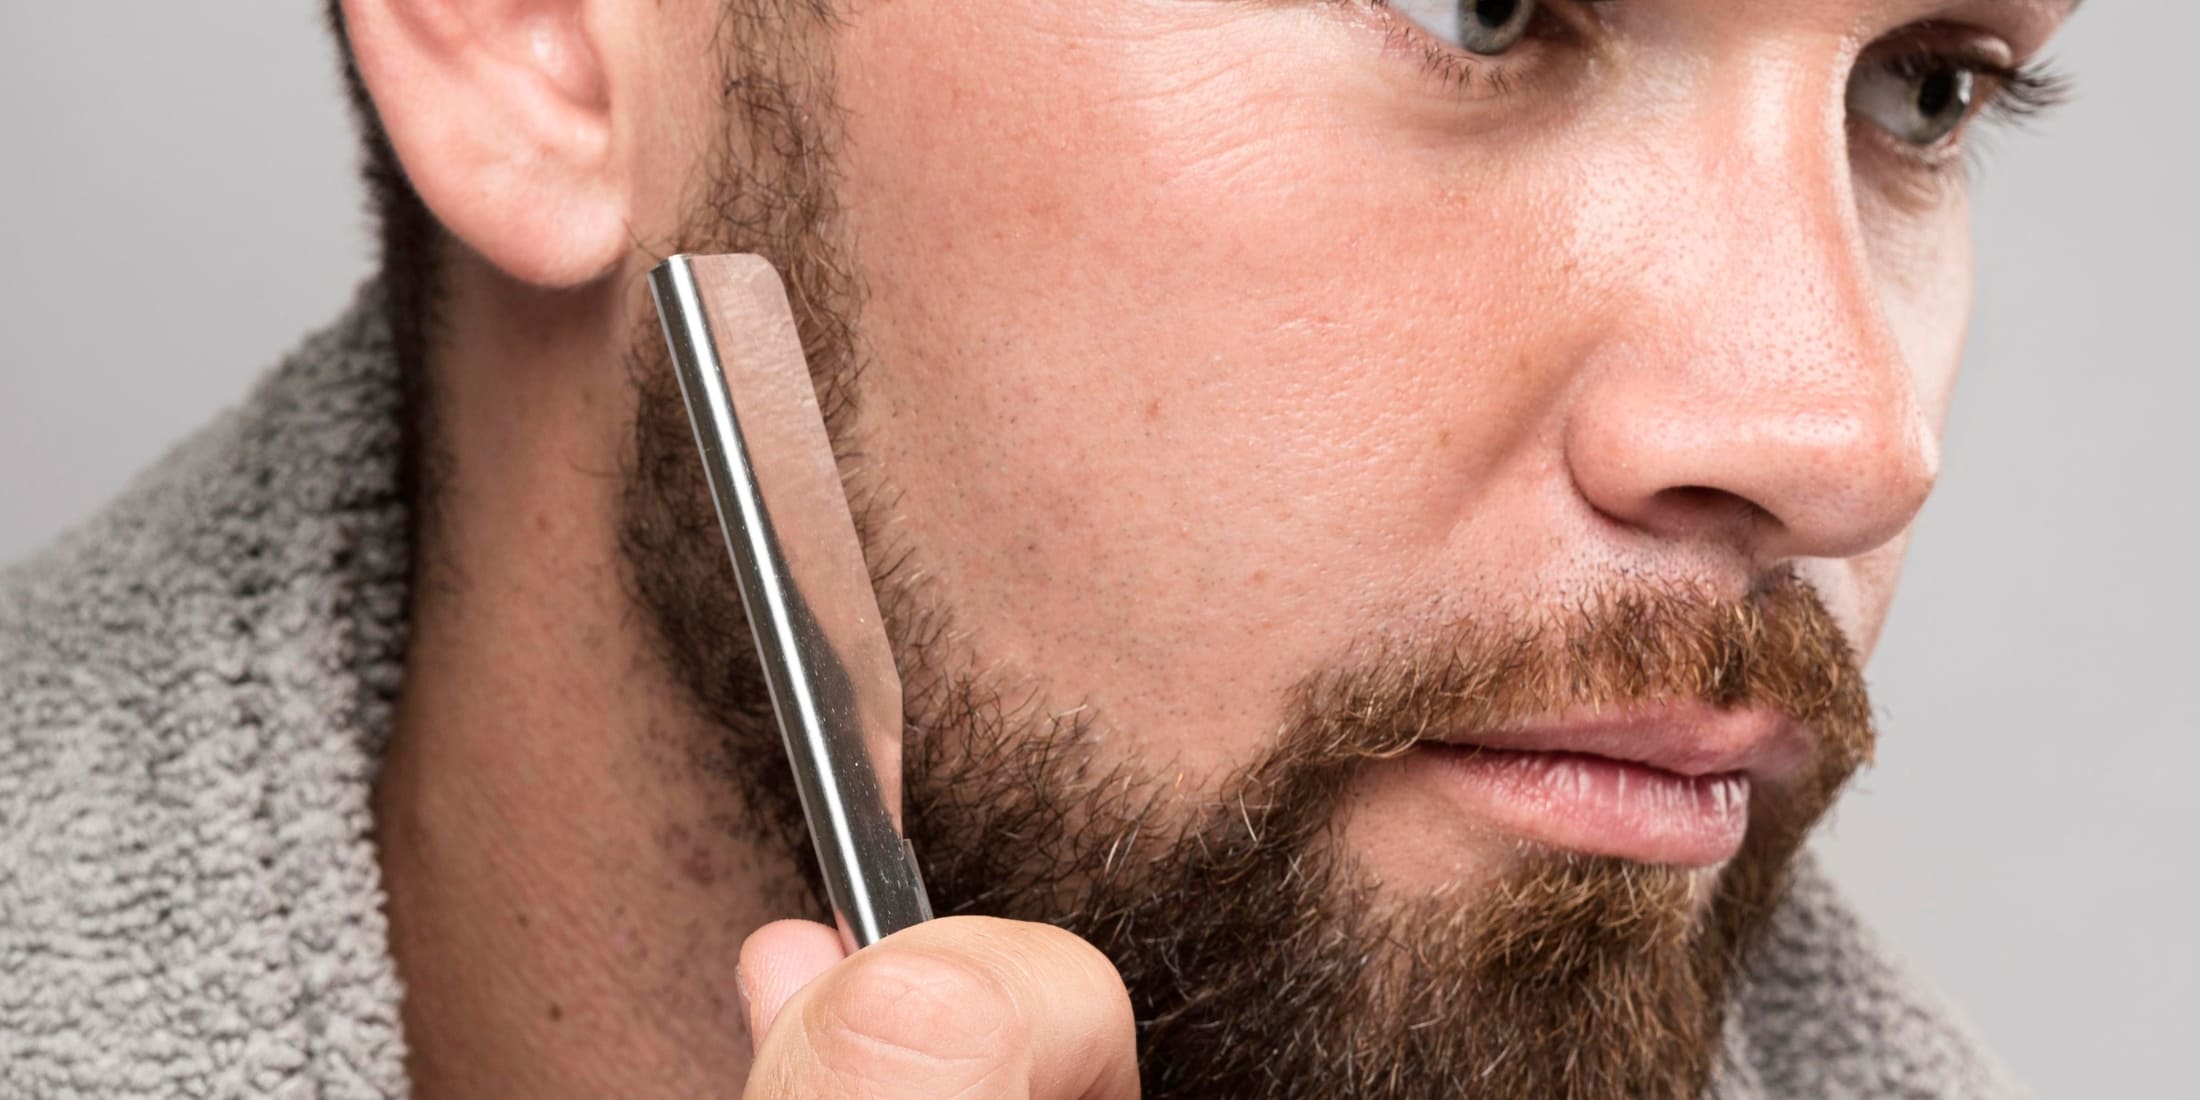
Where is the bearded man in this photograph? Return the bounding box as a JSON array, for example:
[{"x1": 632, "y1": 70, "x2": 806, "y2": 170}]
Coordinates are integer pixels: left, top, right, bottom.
[{"x1": 0, "y1": 0, "x2": 2080, "y2": 1096}]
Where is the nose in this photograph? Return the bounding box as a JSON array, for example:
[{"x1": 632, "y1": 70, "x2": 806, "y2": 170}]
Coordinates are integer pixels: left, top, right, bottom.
[{"x1": 1562, "y1": 102, "x2": 1940, "y2": 566}]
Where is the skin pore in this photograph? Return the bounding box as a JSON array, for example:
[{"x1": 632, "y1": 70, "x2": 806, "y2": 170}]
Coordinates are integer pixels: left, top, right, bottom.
[{"x1": 353, "y1": 0, "x2": 2077, "y2": 1096}]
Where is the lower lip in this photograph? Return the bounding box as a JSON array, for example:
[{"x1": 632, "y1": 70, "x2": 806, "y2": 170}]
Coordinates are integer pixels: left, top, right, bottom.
[{"x1": 1419, "y1": 745, "x2": 1751, "y2": 867}]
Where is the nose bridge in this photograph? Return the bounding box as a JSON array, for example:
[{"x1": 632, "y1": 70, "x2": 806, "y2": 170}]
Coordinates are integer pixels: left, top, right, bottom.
[
  {"x1": 1565, "y1": 66, "x2": 1939, "y2": 564},
  {"x1": 1686, "y1": 122, "x2": 1916, "y2": 445},
  {"x1": 1671, "y1": 57, "x2": 1892, "y2": 392}
]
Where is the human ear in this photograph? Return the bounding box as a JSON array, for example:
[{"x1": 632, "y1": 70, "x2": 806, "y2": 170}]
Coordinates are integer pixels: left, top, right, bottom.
[{"x1": 339, "y1": 0, "x2": 626, "y2": 287}]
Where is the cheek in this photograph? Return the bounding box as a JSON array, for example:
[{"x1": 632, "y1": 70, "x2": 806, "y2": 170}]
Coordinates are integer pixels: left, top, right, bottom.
[{"x1": 832, "y1": 5, "x2": 1588, "y2": 766}]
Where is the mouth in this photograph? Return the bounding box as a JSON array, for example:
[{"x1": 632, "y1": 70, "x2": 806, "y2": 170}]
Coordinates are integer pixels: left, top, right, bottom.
[{"x1": 1415, "y1": 704, "x2": 1811, "y2": 868}]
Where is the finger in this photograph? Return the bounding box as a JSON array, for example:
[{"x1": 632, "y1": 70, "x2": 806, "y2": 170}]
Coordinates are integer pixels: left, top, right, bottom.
[
  {"x1": 746, "y1": 916, "x2": 1139, "y2": 1100},
  {"x1": 739, "y1": 919, "x2": 850, "y2": 1050}
]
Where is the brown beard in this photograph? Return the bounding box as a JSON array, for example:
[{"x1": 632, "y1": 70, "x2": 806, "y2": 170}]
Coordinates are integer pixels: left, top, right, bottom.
[
  {"x1": 617, "y1": 8, "x2": 1876, "y2": 1097},
  {"x1": 898, "y1": 576, "x2": 1871, "y2": 1099}
]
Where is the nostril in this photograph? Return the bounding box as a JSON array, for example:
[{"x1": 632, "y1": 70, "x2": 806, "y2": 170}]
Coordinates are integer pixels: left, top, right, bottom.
[
  {"x1": 1595, "y1": 483, "x2": 1786, "y2": 556},
  {"x1": 1660, "y1": 485, "x2": 1734, "y2": 510},
  {"x1": 1651, "y1": 485, "x2": 1775, "y2": 534}
]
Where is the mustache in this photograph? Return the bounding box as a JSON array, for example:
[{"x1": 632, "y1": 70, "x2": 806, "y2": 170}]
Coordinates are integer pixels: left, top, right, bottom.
[{"x1": 1244, "y1": 568, "x2": 1875, "y2": 828}]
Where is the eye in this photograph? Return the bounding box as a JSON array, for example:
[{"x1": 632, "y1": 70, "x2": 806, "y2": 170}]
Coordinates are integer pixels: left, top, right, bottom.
[
  {"x1": 1848, "y1": 55, "x2": 1978, "y2": 148},
  {"x1": 1388, "y1": 0, "x2": 1542, "y2": 57}
]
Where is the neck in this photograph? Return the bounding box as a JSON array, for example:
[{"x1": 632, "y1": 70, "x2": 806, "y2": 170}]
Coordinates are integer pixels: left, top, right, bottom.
[{"x1": 375, "y1": 254, "x2": 798, "y2": 1098}]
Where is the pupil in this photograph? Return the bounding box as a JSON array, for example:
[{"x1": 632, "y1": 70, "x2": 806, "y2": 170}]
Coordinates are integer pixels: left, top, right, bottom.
[
  {"x1": 1916, "y1": 68, "x2": 1962, "y2": 120},
  {"x1": 1472, "y1": 0, "x2": 1521, "y2": 29}
]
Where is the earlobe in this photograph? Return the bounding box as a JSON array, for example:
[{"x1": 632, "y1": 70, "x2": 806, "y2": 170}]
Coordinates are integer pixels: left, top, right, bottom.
[{"x1": 340, "y1": 0, "x2": 628, "y2": 288}]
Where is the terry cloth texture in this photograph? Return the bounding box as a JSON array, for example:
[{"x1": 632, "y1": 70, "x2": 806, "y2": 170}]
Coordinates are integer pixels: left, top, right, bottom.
[{"x1": 0, "y1": 286, "x2": 2027, "y2": 1098}]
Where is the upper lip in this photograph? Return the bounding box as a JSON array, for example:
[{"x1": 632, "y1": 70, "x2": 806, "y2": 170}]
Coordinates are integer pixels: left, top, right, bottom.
[{"x1": 1430, "y1": 703, "x2": 1813, "y2": 781}]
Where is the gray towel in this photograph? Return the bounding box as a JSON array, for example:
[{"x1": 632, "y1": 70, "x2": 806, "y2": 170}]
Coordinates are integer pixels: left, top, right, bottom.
[{"x1": 0, "y1": 285, "x2": 2025, "y2": 1098}]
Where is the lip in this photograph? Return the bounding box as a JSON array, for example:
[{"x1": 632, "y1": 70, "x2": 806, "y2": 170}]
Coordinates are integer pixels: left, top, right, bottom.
[
  {"x1": 1414, "y1": 705, "x2": 1811, "y2": 867},
  {"x1": 1432, "y1": 703, "x2": 1813, "y2": 782}
]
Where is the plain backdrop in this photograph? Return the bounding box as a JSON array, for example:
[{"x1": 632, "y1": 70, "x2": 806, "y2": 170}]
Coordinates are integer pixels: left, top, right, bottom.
[{"x1": 2, "y1": 5, "x2": 2190, "y2": 1095}]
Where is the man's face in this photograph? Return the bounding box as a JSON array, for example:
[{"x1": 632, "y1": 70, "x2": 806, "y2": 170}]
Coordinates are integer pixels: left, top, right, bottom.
[
  {"x1": 616, "y1": 0, "x2": 2069, "y2": 1094},
  {"x1": 830, "y1": 0, "x2": 1986, "y2": 881}
]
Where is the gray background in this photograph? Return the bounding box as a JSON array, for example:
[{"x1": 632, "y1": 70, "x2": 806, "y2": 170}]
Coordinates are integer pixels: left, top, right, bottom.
[{"x1": 1, "y1": 5, "x2": 2189, "y2": 1095}]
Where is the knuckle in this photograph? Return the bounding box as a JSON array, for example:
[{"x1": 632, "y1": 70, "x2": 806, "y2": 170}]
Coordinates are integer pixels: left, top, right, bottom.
[{"x1": 809, "y1": 947, "x2": 1028, "y2": 1079}]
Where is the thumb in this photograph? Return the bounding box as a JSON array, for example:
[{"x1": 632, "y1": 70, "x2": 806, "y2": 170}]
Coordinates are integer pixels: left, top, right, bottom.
[{"x1": 738, "y1": 919, "x2": 848, "y2": 1051}]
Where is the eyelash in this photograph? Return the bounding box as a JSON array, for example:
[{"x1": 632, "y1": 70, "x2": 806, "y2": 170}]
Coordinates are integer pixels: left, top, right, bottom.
[
  {"x1": 1882, "y1": 45, "x2": 2074, "y2": 133},
  {"x1": 1365, "y1": 0, "x2": 2074, "y2": 138}
]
